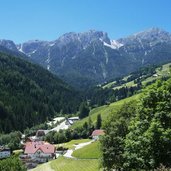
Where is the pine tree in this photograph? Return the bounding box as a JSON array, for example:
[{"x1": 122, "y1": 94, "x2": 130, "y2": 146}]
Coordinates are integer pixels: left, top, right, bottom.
[
  {"x1": 96, "y1": 114, "x2": 102, "y2": 129},
  {"x1": 78, "y1": 103, "x2": 90, "y2": 119}
]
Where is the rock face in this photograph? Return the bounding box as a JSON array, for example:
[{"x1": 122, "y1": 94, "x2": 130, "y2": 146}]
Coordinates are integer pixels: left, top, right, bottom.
[
  {"x1": 1, "y1": 28, "x2": 171, "y2": 88},
  {"x1": 0, "y1": 39, "x2": 18, "y2": 51}
]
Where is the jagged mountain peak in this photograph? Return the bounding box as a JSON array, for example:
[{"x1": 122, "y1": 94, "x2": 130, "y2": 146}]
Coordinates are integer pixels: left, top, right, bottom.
[
  {"x1": 133, "y1": 27, "x2": 171, "y2": 39},
  {"x1": 24, "y1": 39, "x2": 47, "y2": 44},
  {"x1": 17, "y1": 40, "x2": 48, "y2": 54},
  {"x1": 118, "y1": 27, "x2": 171, "y2": 46},
  {"x1": 57, "y1": 30, "x2": 110, "y2": 44},
  {"x1": 0, "y1": 39, "x2": 18, "y2": 51}
]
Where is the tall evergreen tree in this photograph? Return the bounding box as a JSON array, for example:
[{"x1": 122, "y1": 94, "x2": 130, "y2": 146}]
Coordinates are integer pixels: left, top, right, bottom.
[
  {"x1": 78, "y1": 103, "x2": 90, "y2": 119},
  {"x1": 96, "y1": 114, "x2": 102, "y2": 129}
]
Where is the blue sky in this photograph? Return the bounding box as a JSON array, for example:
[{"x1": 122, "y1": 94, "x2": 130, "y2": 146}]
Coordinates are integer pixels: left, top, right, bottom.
[{"x1": 0, "y1": 0, "x2": 170, "y2": 43}]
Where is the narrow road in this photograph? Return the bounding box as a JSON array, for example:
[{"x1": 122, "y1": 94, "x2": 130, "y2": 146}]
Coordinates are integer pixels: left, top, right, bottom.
[{"x1": 63, "y1": 149, "x2": 74, "y2": 158}]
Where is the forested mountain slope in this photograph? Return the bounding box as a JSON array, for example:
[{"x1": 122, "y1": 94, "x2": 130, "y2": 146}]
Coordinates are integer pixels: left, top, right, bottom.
[{"x1": 0, "y1": 52, "x2": 81, "y2": 133}]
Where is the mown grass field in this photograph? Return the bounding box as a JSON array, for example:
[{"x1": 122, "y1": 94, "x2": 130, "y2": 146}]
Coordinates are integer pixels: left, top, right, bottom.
[
  {"x1": 55, "y1": 139, "x2": 91, "y2": 149},
  {"x1": 72, "y1": 93, "x2": 141, "y2": 129},
  {"x1": 31, "y1": 157, "x2": 100, "y2": 171},
  {"x1": 51, "y1": 157, "x2": 100, "y2": 171},
  {"x1": 72, "y1": 141, "x2": 101, "y2": 159}
]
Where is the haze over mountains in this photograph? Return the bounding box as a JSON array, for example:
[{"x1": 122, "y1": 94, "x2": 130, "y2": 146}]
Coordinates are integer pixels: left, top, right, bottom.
[{"x1": 1, "y1": 27, "x2": 171, "y2": 88}]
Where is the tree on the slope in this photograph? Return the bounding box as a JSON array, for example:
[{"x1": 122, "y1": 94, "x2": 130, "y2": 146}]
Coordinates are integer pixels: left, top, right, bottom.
[
  {"x1": 96, "y1": 114, "x2": 102, "y2": 129},
  {"x1": 78, "y1": 102, "x2": 90, "y2": 119},
  {"x1": 101, "y1": 102, "x2": 137, "y2": 170}
]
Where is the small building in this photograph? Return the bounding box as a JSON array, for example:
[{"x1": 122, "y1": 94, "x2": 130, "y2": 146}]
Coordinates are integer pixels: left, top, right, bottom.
[
  {"x1": 36, "y1": 130, "x2": 46, "y2": 137},
  {"x1": 65, "y1": 119, "x2": 73, "y2": 125},
  {"x1": 91, "y1": 130, "x2": 105, "y2": 140},
  {"x1": 68, "y1": 117, "x2": 79, "y2": 122},
  {"x1": 24, "y1": 141, "x2": 56, "y2": 163},
  {"x1": 0, "y1": 146, "x2": 11, "y2": 159},
  {"x1": 65, "y1": 117, "x2": 80, "y2": 126},
  {"x1": 153, "y1": 74, "x2": 158, "y2": 77}
]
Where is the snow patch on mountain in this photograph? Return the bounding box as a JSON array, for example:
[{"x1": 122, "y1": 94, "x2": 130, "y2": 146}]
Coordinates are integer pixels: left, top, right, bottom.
[
  {"x1": 49, "y1": 42, "x2": 56, "y2": 47},
  {"x1": 100, "y1": 62, "x2": 107, "y2": 79},
  {"x1": 17, "y1": 44, "x2": 25, "y2": 53},
  {"x1": 46, "y1": 49, "x2": 51, "y2": 70},
  {"x1": 47, "y1": 65, "x2": 50, "y2": 70},
  {"x1": 103, "y1": 40, "x2": 123, "y2": 49}
]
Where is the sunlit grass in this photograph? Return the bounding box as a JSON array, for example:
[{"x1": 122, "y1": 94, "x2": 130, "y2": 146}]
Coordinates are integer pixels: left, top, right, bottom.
[
  {"x1": 72, "y1": 93, "x2": 141, "y2": 129},
  {"x1": 72, "y1": 141, "x2": 101, "y2": 159},
  {"x1": 55, "y1": 139, "x2": 91, "y2": 149}
]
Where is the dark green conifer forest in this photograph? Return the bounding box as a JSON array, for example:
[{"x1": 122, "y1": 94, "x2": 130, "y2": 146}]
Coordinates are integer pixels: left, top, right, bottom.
[{"x1": 0, "y1": 52, "x2": 81, "y2": 133}]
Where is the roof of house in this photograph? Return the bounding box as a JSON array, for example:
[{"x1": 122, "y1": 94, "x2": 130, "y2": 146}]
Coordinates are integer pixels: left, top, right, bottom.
[
  {"x1": 24, "y1": 141, "x2": 55, "y2": 154},
  {"x1": 91, "y1": 129, "x2": 105, "y2": 136}
]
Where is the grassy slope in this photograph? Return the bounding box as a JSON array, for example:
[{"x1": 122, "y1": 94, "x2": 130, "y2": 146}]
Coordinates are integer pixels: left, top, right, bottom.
[
  {"x1": 103, "y1": 62, "x2": 171, "y2": 89},
  {"x1": 72, "y1": 141, "x2": 101, "y2": 159},
  {"x1": 56, "y1": 139, "x2": 91, "y2": 149},
  {"x1": 32, "y1": 157, "x2": 100, "y2": 171},
  {"x1": 72, "y1": 93, "x2": 141, "y2": 128},
  {"x1": 51, "y1": 157, "x2": 100, "y2": 171},
  {"x1": 31, "y1": 162, "x2": 54, "y2": 171}
]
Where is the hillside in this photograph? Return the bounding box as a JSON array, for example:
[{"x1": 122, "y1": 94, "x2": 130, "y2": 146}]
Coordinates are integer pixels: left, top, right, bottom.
[
  {"x1": 32, "y1": 157, "x2": 100, "y2": 171},
  {"x1": 103, "y1": 62, "x2": 171, "y2": 90},
  {"x1": 0, "y1": 52, "x2": 81, "y2": 133},
  {"x1": 72, "y1": 141, "x2": 101, "y2": 159},
  {"x1": 72, "y1": 93, "x2": 141, "y2": 129}
]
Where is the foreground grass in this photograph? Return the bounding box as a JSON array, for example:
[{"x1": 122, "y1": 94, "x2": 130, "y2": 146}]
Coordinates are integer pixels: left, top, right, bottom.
[
  {"x1": 55, "y1": 139, "x2": 91, "y2": 149},
  {"x1": 31, "y1": 157, "x2": 100, "y2": 171},
  {"x1": 30, "y1": 162, "x2": 53, "y2": 171},
  {"x1": 72, "y1": 93, "x2": 141, "y2": 129},
  {"x1": 72, "y1": 141, "x2": 101, "y2": 159},
  {"x1": 51, "y1": 157, "x2": 100, "y2": 171}
]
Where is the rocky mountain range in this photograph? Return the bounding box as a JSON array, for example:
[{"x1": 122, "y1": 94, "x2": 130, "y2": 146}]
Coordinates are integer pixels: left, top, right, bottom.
[{"x1": 1, "y1": 28, "x2": 171, "y2": 88}]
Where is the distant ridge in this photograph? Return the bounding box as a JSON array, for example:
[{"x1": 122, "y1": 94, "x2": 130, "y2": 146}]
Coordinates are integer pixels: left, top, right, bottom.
[{"x1": 1, "y1": 28, "x2": 171, "y2": 89}]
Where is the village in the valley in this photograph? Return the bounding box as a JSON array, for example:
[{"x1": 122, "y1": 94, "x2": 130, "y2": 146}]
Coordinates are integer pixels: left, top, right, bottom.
[{"x1": 0, "y1": 116, "x2": 104, "y2": 170}]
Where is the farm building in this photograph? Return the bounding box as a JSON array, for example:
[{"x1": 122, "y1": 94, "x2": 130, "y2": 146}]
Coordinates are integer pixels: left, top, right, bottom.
[{"x1": 91, "y1": 130, "x2": 105, "y2": 140}]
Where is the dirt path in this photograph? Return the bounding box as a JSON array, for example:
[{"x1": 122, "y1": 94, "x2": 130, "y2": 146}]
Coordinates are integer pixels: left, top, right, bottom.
[{"x1": 63, "y1": 141, "x2": 93, "y2": 158}]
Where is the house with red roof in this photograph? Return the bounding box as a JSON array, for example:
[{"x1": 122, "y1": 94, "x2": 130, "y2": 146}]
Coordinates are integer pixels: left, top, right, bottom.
[
  {"x1": 24, "y1": 141, "x2": 56, "y2": 163},
  {"x1": 91, "y1": 129, "x2": 105, "y2": 140}
]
